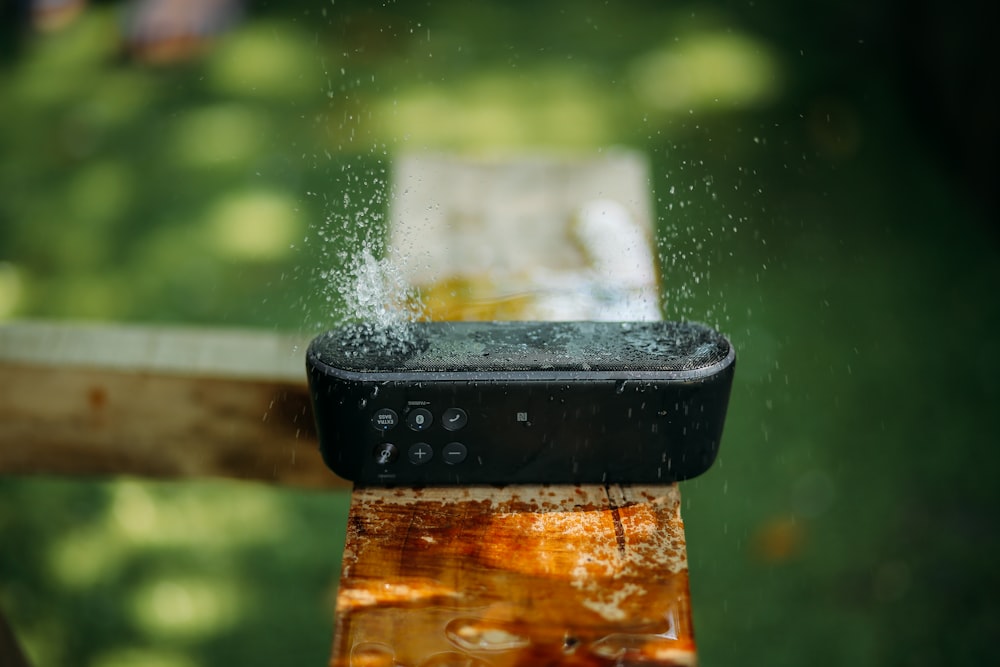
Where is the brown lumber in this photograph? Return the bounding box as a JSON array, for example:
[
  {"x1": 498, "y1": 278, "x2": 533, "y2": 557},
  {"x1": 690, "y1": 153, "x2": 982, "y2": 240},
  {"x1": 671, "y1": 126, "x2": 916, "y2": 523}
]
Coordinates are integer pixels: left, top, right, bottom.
[
  {"x1": 333, "y1": 485, "x2": 696, "y2": 666},
  {"x1": 0, "y1": 322, "x2": 342, "y2": 488},
  {"x1": 330, "y1": 151, "x2": 698, "y2": 666}
]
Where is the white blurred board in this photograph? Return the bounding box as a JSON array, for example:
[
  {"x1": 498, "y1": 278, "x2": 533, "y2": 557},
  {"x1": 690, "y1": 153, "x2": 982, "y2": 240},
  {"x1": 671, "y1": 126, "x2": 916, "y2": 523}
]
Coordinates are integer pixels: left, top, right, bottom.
[{"x1": 389, "y1": 150, "x2": 661, "y2": 321}]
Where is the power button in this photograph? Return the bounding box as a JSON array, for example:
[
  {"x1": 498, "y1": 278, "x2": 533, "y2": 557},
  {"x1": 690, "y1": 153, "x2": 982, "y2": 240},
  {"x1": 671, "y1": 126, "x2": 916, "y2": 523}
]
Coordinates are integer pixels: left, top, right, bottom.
[{"x1": 373, "y1": 443, "x2": 399, "y2": 465}]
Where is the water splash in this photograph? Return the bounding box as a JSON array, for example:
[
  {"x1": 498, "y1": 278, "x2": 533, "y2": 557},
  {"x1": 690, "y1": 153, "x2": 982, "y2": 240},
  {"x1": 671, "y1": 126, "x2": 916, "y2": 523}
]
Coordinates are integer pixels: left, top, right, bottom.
[
  {"x1": 344, "y1": 248, "x2": 422, "y2": 330},
  {"x1": 318, "y1": 246, "x2": 426, "y2": 356}
]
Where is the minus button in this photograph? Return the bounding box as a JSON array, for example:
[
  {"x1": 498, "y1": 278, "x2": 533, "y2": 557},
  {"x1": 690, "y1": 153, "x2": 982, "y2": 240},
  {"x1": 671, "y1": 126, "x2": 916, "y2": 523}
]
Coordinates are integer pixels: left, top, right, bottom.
[{"x1": 442, "y1": 442, "x2": 468, "y2": 464}]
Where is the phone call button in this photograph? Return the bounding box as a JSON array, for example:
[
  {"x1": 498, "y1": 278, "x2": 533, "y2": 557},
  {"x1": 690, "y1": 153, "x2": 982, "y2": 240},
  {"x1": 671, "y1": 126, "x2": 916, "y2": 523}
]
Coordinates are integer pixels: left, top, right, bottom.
[{"x1": 441, "y1": 408, "x2": 468, "y2": 431}]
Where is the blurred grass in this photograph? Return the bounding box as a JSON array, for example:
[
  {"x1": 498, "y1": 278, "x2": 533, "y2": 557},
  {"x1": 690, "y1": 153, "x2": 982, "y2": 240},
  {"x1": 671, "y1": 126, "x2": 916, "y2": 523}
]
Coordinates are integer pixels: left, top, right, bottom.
[
  {"x1": 0, "y1": 478, "x2": 348, "y2": 666},
  {"x1": 1, "y1": 1, "x2": 998, "y2": 666}
]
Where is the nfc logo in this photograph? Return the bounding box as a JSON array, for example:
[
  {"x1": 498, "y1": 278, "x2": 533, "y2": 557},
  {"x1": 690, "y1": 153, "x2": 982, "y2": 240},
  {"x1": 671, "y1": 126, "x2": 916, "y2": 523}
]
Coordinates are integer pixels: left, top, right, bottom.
[{"x1": 516, "y1": 412, "x2": 529, "y2": 422}]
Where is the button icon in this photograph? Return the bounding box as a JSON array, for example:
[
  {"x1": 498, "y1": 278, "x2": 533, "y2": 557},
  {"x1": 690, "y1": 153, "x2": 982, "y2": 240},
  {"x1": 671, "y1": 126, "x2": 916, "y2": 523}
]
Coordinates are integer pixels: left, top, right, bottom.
[
  {"x1": 373, "y1": 443, "x2": 399, "y2": 465},
  {"x1": 442, "y1": 442, "x2": 468, "y2": 464},
  {"x1": 442, "y1": 407, "x2": 468, "y2": 431},
  {"x1": 406, "y1": 408, "x2": 433, "y2": 431},
  {"x1": 372, "y1": 408, "x2": 398, "y2": 431},
  {"x1": 407, "y1": 442, "x2": 434, "y2": 465}
]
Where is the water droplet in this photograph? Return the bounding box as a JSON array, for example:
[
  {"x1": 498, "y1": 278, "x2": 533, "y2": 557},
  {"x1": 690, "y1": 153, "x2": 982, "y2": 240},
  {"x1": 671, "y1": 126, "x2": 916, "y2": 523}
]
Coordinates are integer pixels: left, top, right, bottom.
[
  {"x1": 350, "y1": 642, "x2": 394, "y2": 667},
  {"x1": 590, "y1": 631, "x2": 690, "y2": 661},
  {"x1": 444, "y1": 618, "x2": 530, "y2": 652}
]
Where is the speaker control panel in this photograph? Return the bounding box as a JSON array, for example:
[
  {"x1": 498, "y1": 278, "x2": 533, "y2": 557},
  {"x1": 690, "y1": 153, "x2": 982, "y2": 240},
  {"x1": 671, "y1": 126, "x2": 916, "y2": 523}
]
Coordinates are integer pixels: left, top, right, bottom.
[
  {"x1": 307, "y1": 374, "x2": 731, "y2": 486},
  {"x1": 372, "y1": 407, "x2": 468, "y2": 434},
  {"x1": 370, "y1": 406, "x2": 470, "y2": 470}
]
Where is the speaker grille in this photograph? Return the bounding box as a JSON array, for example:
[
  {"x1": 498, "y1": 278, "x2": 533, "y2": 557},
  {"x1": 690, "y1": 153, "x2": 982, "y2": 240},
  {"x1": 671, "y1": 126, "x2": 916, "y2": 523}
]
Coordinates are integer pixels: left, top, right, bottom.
[{"x1": 310, "y1": 321, "x2": 730, "y2": 373}]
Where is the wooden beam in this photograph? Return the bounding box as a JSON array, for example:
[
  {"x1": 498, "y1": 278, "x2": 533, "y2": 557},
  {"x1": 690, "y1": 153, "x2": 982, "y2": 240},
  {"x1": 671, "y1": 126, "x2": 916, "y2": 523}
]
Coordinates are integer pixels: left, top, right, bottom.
[
  {"x1": 0, "y1": 322, "x2": 343, "y2": 488},
  {"x1": 333, "y1": 485, "x2": 696, "y2": 667},
  {"x1": 330, "y1": 151, "x2": 700, "y2": 665}
]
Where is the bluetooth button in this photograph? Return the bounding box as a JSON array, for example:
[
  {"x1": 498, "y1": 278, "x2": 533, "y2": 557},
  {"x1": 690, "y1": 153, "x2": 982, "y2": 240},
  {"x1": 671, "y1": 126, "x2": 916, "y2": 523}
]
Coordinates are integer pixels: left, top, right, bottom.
[{"x1": 406, "y1": 408, "x2": 433, "y2": 431}]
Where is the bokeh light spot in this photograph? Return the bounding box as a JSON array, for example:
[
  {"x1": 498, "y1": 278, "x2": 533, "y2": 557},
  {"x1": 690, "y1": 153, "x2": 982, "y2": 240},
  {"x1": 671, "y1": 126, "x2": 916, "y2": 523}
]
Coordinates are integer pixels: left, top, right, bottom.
[
  {"x1": 0, "y1": 263, "x2": 25, "y2": 318},
  {"x1": 208, "y1": 191, "x2": 301, "y2": 261},
  {"x1": 375, "y1": 66, "x2": 615, "y2": 149},
  {"x1": 170, "y1": 105, "x2": 268, "y2": 167},
  {"x1": 630, "y1": 30, "x2": 781, "y2": 112},
  {"x1": 131, "y1": 577, "x2": 241, "y2": 640},
  {"x1": 91, "y1": 646, "x2": 198, "y2": 667},
  {"x1": 207, "y1": 24, "x2": 321, "y2": 98}
]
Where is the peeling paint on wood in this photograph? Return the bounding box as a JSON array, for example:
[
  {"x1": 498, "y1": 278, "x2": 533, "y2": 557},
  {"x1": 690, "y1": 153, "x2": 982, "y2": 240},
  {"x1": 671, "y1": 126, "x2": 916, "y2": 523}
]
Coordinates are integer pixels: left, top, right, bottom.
[{"x1": 332, "y1": 485, "x2": 696, "y2": 666}]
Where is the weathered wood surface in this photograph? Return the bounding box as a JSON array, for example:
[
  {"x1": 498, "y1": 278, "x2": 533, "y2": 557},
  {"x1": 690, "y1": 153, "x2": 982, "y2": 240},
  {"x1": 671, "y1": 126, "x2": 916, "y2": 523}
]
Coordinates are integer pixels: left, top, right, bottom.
[
  {"x1": 391, "y1": 150, "x2": 660, "y2": 322},
  {"x1": 334, "y1": 485, "x2": 696, "y2": 667},
  {"x1": 332, "y1": 151, "x2": 698, "y2": 666},
  {"x1": 0, "y1": 322, "x2": 342, "y2": 488}
]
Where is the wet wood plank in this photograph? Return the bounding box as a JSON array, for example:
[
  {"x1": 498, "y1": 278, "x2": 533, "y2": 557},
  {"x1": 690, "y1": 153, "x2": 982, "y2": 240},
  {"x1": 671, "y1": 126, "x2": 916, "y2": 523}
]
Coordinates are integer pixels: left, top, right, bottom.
[
  {"x1": 0, "y1": 322, "x2": 342, "y2": 488},
  {"x1": 331, "y1": 151, "x2": 697, "y2": 666},
  {"x1": 333, "y1": 485, "x2": 696, "y2": 667}
]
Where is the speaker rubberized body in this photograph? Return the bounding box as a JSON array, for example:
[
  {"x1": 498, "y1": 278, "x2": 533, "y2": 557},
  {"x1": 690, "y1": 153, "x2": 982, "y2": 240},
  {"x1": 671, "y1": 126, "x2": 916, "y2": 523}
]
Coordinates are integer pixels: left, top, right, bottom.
[{"x1": 306, "y1": 320, "x2": 734, "y2": 486}]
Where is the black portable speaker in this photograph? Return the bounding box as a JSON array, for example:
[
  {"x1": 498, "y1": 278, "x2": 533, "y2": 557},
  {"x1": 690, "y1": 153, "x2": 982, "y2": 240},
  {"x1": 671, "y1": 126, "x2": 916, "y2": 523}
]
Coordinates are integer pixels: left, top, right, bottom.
[{"x1": 306, "y1": 320, "x2": 735, "y2": 486}]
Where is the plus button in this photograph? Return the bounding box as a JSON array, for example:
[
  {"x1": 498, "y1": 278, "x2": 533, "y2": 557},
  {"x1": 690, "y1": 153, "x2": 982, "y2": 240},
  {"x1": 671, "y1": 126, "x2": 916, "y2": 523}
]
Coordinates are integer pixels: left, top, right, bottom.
[{"x1": 407, "y1": 443, "x2": 433, "y2": 465}]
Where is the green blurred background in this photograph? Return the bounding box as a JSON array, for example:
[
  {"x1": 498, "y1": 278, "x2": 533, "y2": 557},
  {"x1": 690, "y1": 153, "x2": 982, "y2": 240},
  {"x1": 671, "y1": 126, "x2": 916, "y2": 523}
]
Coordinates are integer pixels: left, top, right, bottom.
[{"x1": 1, "y1": 0, "x2": 997, "y2": 665}]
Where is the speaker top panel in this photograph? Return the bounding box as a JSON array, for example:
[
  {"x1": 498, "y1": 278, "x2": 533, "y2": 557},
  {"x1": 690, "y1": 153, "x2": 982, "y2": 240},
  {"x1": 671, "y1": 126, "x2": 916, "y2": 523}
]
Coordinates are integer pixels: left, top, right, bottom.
[{"x1": 308, "y1": 320, "x2": 732, "y2": 378}]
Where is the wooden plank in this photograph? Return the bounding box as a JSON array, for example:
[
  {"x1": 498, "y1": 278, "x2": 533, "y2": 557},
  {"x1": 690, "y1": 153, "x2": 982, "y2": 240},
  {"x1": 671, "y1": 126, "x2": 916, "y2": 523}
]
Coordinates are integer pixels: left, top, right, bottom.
[
  {"x1": 334, "y1": 485, "x2": 696, "y2": 667},
  {"x1": 390, "y1": 150, "x2": 654, "y2": 286},
  {"x1": 0, "y1": 321, "x2": 308, "y2": 380},
  {"x1": 331, "y1": 151, "x2": 700, "y2": 665},
  {"x1": 390, "y1": 150, "x2": 661, "y2": 322},
  {"x1": 0, "y1": 322, "x2": 343, "y2": 488}
]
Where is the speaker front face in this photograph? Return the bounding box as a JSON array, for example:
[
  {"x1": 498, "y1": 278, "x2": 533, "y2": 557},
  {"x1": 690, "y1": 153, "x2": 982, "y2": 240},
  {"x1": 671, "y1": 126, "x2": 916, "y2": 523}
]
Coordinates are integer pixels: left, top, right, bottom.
[{"x1": 307, "y1": 321, "x2": 735, "y2": 486}]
